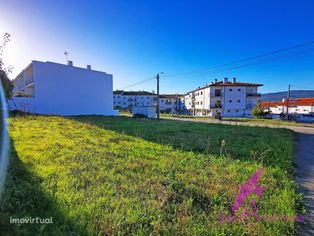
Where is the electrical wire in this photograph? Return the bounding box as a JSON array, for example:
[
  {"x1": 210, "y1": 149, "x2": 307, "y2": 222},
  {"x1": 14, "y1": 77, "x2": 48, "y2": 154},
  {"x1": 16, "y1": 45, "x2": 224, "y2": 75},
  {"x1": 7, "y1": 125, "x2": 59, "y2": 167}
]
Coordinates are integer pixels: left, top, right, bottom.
[{"x1": 118, "y1": 40, "x2": 314, "y2": 90}]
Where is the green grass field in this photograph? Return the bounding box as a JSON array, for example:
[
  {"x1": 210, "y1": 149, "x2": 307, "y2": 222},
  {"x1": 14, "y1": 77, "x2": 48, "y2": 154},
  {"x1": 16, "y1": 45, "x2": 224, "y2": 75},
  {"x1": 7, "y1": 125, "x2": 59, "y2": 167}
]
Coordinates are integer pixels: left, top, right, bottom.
[{"x1": 0, "y1": 115, "x2": 304, "y2": 235}]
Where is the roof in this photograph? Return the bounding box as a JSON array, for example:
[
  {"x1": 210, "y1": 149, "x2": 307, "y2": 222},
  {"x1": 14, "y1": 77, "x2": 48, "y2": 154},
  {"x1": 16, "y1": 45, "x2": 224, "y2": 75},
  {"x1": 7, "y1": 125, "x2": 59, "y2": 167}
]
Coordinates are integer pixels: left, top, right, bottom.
[
  {"x1": 160, "y1": 94, "x2": 184, "y2": 99},
  {"x1": 113, "y1": 90, "x2": 155, "y2": 96},
  {"x1": 209, "y1": 81, "x2": 263, "y2": 87},
  {"x1": 261, "y1": 101, "x2": 282, "y2": 108},
  {"x1": 262, "y1": 98, "x2": 314, "y2": 108},
  {"x1": 187, "y1": 80, "x2": 263, "y2": 93}
]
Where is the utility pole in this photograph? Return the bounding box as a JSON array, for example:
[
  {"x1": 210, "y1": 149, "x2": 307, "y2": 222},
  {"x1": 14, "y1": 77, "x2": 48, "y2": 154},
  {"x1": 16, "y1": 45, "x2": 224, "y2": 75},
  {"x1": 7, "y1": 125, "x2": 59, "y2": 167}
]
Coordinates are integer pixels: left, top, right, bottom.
[
  {"x1": 286, "y1": 84, "x2": 291, "y2": 120},
  {"x1": 156, "y1": 73, "x2": 160, "y2": 119}
]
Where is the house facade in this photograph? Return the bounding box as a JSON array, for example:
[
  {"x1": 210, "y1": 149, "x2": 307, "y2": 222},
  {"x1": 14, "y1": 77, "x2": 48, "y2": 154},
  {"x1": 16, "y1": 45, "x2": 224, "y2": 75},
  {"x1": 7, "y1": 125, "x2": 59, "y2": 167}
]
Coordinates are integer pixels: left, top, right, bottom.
[
  {"x1": 184, "y1": 77, "x2": 263, "y2": 117},
  {"x1": 159, "y1": 94, "x2": 186, "y2": 114},
  {"x1": 10, "y1": 60, "x2": 117, "y2": 116},
  {"x1": 113, "y1": 91, "x2": 186, "y2": 114},
  {"x1": 262, "y1": 98, "x2": 314, "y2": 121},
  {"x1": 113, "y1": 91, "x2": 157, "y2": 110}
]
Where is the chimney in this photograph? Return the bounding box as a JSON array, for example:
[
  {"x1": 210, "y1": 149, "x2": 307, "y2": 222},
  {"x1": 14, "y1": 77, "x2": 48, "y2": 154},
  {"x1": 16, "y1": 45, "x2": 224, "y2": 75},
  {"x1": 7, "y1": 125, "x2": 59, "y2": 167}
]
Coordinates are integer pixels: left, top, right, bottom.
[
  {"x1": 87, "y1": 65, "x2": 91, "y2": 70},
  {"x1": 223, "y1": 77, "x2": 228, "y2": 83},
  {"x1": 214, "y1": 79, "x2": 218, "y2": 83},
  {"x1": 232, "y1": 77, "x2": 236, "y2": 83},
  {"x1": 68, "y1": 60, "x2": 73, "y2": 66}
]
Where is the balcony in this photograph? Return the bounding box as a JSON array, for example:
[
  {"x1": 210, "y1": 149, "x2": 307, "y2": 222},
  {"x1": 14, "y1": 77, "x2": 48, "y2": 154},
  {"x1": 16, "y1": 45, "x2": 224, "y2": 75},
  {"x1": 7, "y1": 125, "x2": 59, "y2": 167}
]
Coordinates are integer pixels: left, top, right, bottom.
[
  {"x1": 247, "y1": 93, "x2": 261, "y2": 97},
  {"x1": 210, "y1": 105, "x2": 222, "y2": 109}
]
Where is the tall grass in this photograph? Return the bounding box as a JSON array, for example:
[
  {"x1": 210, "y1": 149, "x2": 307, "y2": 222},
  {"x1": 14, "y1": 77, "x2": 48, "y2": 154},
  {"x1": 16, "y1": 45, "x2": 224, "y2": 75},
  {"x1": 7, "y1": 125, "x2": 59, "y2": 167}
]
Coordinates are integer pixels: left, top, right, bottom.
[{"x1": 0, "y1": 115, "x2": 303, "y2": 235}]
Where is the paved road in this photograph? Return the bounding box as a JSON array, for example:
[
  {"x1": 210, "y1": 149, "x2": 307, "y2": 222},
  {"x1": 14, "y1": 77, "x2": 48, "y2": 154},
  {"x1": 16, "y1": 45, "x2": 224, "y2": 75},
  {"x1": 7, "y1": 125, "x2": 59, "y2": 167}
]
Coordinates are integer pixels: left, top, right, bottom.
[
  {"x1": 295, "y1": 130, "x2": 314, "y2": 235},
  {"x1": 163, "y1": 117, "x2": 314, "y2": 234},
  {"x1": 163, "y1": 116, "x2": 314, "y2": 132}
]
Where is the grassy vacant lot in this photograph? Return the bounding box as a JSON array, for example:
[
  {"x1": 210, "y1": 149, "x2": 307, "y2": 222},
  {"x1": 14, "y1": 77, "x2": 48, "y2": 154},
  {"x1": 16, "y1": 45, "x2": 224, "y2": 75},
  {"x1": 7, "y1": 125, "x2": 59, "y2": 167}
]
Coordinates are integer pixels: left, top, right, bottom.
[{"x1": 0, "y1": 115, "x2": 304, "y2": 235}]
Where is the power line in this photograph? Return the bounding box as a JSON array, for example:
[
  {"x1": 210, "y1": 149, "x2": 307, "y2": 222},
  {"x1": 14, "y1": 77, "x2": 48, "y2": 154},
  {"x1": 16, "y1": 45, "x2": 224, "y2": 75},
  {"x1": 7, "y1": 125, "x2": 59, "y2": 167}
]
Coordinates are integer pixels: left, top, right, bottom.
[
  {"x1": 118, "y1": 76, "x2": 155, "y2": 90},
  {"x1": 118, "y1": 40, "x2": 314, "y2": 90},
  {"x1": 162, "y1": 40, "x2": 314, "y2": 79},
  {"x1": 290, "y1": 84, "x2": 314, "y2": 91},
  {"x1": 161, "y1": 47, "x2": 314, "y2": 82}
]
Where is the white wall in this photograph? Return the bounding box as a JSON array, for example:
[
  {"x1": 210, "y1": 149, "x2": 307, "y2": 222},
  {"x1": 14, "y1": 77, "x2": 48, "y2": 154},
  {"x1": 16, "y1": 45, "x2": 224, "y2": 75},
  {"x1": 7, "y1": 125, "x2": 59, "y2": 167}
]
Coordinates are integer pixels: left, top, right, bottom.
[{"x1": 11, "y1": 61, "x2": 117, "y2": 116}]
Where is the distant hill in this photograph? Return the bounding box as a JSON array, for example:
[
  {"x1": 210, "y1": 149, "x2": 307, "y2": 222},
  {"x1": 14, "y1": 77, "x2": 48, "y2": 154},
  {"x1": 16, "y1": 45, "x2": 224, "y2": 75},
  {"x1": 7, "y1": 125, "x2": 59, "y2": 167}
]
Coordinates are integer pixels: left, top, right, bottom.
[{"x1": 261, "y1": 90, "x2": 314, "y2": 102}]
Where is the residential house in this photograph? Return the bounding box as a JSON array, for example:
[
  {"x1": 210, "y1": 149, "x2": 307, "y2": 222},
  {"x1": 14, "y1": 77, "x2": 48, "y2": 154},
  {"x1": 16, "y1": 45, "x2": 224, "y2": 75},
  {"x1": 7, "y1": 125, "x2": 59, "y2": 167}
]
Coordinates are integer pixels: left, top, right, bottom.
[
  {"x1": 262, "y1": 98, "x2": 314, "y2": 121},
  {"x1": 10, "y1": 60, "x2": 117, "y2": 116}
]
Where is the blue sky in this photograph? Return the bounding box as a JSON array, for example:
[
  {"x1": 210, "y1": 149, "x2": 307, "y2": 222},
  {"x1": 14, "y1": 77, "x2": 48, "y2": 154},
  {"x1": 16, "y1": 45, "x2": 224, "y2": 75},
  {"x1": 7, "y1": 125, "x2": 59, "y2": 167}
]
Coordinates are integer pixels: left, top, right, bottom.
[{"x1": 1, "y1": 0, "x2": 314, "y2": 94}]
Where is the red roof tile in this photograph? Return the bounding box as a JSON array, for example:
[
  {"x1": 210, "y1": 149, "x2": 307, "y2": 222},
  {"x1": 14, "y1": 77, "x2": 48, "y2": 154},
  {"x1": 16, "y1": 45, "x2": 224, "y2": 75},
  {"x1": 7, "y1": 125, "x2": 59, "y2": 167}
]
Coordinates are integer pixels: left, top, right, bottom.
[
  {"x1": 210, "y1": 81, "x2": 263, "y2": 87},
  {"x1": 262, "y1": 98, "x2": 314, "y2": 108}
]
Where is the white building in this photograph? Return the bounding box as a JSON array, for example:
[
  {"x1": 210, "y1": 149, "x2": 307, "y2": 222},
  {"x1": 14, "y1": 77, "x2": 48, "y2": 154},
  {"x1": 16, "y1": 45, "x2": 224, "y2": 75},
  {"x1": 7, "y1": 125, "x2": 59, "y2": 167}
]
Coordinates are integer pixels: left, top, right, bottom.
[
  {"x1": 159, "y1": 94, "x2": 186, "y2": 114},
  {"x1": 113, "y1": 91, "x2": 186, "y2": 114},
  {"x1": 10, "y1": 60, "x2": 117, "y2": 116},
  {"x1": 185, "y1": 77, "x2": 263, "y2": 117},
  {"x1": 113, "y1": 90, "x2": 157, "y2": 110},
  {"x1": 262, "y1": 98, "x2": 314, "y2": 121}
]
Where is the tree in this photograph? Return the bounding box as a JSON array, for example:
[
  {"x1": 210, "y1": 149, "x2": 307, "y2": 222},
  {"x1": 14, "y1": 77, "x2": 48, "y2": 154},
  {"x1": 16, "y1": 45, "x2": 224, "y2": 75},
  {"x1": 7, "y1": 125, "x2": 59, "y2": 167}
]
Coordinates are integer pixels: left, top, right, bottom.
[
  {"x1": 252, "y1": 100, "x2": 265, "y2": 118},
  {"x1": 0, "y1": 33, "x2": 14, "y2": 100}
]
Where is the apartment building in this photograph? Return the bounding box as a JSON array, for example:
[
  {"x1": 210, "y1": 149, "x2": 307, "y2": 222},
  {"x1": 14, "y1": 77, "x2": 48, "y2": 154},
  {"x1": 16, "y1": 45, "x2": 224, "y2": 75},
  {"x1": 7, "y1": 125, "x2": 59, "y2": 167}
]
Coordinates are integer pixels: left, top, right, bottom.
[
  {"x1": 185, "y1": 77, "x2": 263, "y2": 117},
  {"x1": 10, "y1": 60, "x2": 117, "y2": 115},
  {"x1": 113, "y1": 91, "x2": 157, "y2": 110},
  {"x1": 159, "y1": 94, "x2": 186, "y2": 114},
  {"x1": 113, "y1": 91, "x2": 186, "y2": 113}
]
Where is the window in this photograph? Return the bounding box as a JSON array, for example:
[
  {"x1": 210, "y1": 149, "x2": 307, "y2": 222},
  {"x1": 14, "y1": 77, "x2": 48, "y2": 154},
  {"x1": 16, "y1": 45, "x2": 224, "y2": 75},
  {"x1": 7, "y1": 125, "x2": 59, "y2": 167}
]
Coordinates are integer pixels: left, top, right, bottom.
[
  {"x1": 201, "y1": 91, "x2": 203, "y2": 95},
  {"x1": 236, "y1": 110, "x2": 239, "y2": 112},
  {"x1": 238, "y1": 88, "x2": 241, "y2": 91},
  {"x1": 214, "y1": 89, "x2": 221, "y2": 96},
  {"x1": 237, "y1": 100, "x2": 241, "y2": 103},
  {"x1": 229, "y1": 100, "x2": 232, "y2": 103},
  {"x1": 227, "y1": 110, "x2": 230, "y2": 113},
  {"x1": 200, "y1": 101, "x2": 203, "y2": 105},
  {"x1": 229, "y1": 89, "x2": 233, "y2": 91}
]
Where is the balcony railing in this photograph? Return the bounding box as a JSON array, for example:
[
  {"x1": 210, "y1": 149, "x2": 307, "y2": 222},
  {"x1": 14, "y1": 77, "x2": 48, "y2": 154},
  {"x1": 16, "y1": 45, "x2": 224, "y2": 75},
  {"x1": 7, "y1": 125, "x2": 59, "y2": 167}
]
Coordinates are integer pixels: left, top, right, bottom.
[
  {"x1": 210, "y1": 105, "x2": 222, "y2": 108},
  {"x1": 212, "y1": 93, "x2": 222, "y2": 97}
]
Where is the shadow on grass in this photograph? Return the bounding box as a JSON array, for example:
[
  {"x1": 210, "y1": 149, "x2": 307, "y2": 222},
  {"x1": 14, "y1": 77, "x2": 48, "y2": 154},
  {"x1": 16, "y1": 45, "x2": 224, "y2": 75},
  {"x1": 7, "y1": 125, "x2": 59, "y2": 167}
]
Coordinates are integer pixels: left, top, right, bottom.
[
  {"x1": 0, "y1": 140, "x2": 86, "y2": 235},
  {"x1": 67, "y1": 115, "x2": 294, "y2": 171}
]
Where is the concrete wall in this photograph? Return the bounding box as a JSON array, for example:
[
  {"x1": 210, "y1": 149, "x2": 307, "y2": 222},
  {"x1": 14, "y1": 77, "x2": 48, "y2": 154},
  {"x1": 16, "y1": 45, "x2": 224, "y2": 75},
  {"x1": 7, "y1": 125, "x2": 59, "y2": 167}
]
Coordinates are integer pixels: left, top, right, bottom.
[
  {"x1": 11, "y1": 61, "x2": 117, "y2": 116},
  {"x1": 132, "y1": 106, "x2": 156, "y2": 118}
]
